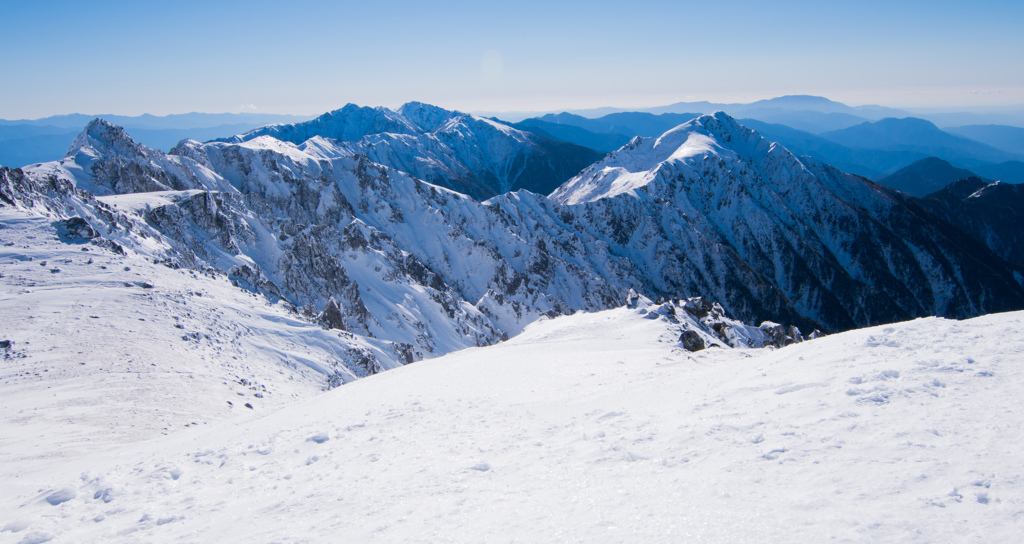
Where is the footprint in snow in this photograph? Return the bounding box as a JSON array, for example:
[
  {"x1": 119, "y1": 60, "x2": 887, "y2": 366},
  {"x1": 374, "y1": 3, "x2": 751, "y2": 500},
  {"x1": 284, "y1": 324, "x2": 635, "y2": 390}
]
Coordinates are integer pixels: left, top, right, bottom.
[
  {"x1": 44, "y1": 488, "x2": 76, "y2": 506},
  {"x1": 93, "y1": 487, "x2": 117, "y2": 503},
  {"x1": 15, "y1": 532, "x2": 52, "y2": 544}
]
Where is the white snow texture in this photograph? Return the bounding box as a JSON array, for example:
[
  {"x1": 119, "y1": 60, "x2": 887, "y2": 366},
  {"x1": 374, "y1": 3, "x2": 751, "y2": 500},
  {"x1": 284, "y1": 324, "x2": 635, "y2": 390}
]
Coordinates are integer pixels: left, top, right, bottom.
[{"x1": 2, "y1": 104, "x2": 1024, "y2": 543}]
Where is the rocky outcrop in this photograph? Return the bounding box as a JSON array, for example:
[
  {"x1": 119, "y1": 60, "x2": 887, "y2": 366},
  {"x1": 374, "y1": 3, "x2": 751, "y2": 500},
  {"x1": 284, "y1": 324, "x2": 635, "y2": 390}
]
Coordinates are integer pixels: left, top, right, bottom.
[
  {"x1": 679, "y1": 330, "x2": 705, "y2": 352},
  {"x1": 55, "y1": 217, "x2": 99, "y2": 241},
  {"x1": 63, "y1": 119, "x2": 218, "y2": 196}
]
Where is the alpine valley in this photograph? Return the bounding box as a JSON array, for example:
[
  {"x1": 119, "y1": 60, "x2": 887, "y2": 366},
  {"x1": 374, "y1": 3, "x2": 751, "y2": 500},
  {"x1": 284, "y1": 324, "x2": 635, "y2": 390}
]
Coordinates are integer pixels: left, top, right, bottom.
[{"x1": 4, "y1": 101, "x2": 1024, "y2": 542}]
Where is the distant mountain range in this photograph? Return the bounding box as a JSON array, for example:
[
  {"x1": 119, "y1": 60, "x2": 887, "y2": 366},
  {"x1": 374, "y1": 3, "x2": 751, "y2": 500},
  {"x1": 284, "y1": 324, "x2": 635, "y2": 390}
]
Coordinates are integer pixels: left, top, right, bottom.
[
  {"x1": 4, "y1": 95, "x2": 1024, "y2": 190},
  {"x1": 0, "y1": 112, "x2": 314, "y2": 130},
  {"x1": 484, "y1": 94, "x2": 1024, "y2": 128},
  {"x1": 876, "y1": 157, "x2": 986, "y2": 197},
  {"x1": 945, "y1": 124, "x2": 1024, "y2": 156},
  {"x1": 497, "y1": 107, "x2": 1024, "y2": 184},
  {"x1": 6, "y1": 106, "x2": 1023, "y2": 348},
  {"x1": 0, "y1": 112, "x2": 312, "y2": 168},
  {"x1": 486, "y1": 95, "x2": 911, "y2": 127}
]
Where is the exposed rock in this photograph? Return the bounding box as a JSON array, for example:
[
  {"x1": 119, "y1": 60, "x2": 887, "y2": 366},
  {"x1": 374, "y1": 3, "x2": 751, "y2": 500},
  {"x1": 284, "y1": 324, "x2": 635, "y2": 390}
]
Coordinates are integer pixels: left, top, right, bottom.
[
  {"x1": 679, "y1": 329, "x2": 705, "y2": 352},
  {"x1": 759, "y1": 321, "x2": 793, "y2": 348},
  {"x1": 318, "y1": 298, "x2": 347, "y2": 331},
  {"x1": 625, "y1": 288, "x2": 641, "y2": 309},
  {"x1": 55, "y1": 217, "x2": 99, "y2": 241},
  {"x1": 228, "y1": 263, "x2": 284, "y2": 302},
  {"x1": 682, "y1": 297, "x2": 715, "y2": 319}
]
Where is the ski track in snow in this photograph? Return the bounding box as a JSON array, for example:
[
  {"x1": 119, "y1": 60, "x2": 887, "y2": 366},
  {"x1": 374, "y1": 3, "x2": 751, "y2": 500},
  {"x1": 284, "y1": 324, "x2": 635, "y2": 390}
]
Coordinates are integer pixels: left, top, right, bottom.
[{"x1": 2, "y1": 216, "x2": 1024, "y2": 543}]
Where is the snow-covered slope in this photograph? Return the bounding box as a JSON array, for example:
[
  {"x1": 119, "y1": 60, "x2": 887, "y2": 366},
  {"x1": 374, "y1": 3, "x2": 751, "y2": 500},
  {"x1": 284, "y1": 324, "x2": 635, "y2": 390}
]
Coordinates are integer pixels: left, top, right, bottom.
[
  {"x1": 3, "y1": 299, "x2": 1023, "y2": 542},
  {"x1": 0, "y1": 166, "x2": 419, "y2": 380},
  {"x1": 220, "y1": 102, "x2": 602, "y2": 200},
  {"x1": 0, "y1": 205, "x2": 407, "y2": 476},
  {"x1": 552, "y1": 112, "x2": 1024, "y2": 330}
]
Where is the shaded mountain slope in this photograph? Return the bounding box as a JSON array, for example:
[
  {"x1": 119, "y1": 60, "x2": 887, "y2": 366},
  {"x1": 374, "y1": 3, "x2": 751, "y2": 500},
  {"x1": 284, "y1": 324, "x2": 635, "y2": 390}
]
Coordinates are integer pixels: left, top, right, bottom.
[
  {"x1": 919, "y1": 177, "x2": 1024, "y2": 267},
  {"x1": 553, "y1": 113, "x2": 1024, "y2": 330},
  {"x1": 821, "y1": 118, "x2": 1022, "y2": 167},
  {"x1": 876, "y1": 157, "x2": 987, "y2": 197},
  {"x1": 221, "y1": 102, "x2": 602, "y2": 200}
]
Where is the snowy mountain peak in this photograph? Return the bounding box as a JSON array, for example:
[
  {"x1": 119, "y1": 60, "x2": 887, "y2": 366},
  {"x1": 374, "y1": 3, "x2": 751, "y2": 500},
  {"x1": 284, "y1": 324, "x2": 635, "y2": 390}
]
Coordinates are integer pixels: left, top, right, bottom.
[
  {"x1": 66, "y1": 118, "x2": 149, "y2": 160},
  {"x1": 704, "y1": 109, "x2": 747, "y2": 132},
  {"x1": 22, "y1": 120, "x2": 227, "y2": 197},
  {"x1": 206, "y1": 101, "x2": 601, "y2": 200},
  {"x1": 550, "y1": 113, "x2": 734, "y2": 204},
  {"x1": 223, "y1": 103, "x2": 419, "y2": 145},
  {"x1": 551, "y1": 111, "x2": 796, "y2": 205},
  {"x1": 398, "y1": 101, "x2": 460, "y2": 132}
]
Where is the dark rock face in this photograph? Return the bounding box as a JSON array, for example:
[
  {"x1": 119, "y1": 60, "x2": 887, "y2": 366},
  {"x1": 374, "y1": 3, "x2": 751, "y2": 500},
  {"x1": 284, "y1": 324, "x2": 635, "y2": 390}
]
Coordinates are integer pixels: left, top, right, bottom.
[
  {"x1": 759, "y1": 322, "x2": 793, "y2": 348},
  {"x1": 918, "y1": 177, "x2": 1024, "y2": 268},
  {"x1": 2, "y1": 166, "x2": 78, "y2": 208},
  {"x1": 682, "y1": 297, "x2": 715, "y2": 319},
  {"x1": 679, "y1": 330, "x2": 705, "y2": 352},
  {"x1": 318, "y1": 299, "x2": 347, "y2": 331},
  {"x1": 228, "y1": 264, "x2": 284, "y2": 302},
  {"x1": 144, "y1": 191, "x2": 257, "y2": 266},
  {"x1": 675, "y1": 296, "x2": 810, "y2": 349}
]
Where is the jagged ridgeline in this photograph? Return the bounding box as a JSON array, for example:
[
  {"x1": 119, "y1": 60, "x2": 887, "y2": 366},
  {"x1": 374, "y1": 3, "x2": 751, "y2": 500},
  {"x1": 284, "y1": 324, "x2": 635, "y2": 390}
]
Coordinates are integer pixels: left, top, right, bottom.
[
  {"x1": 214, "y1": 102, "x2": 603, "y2": 200},
  {"x1": 4, "y1": 104, "x2": 1024, "y2": 368}
]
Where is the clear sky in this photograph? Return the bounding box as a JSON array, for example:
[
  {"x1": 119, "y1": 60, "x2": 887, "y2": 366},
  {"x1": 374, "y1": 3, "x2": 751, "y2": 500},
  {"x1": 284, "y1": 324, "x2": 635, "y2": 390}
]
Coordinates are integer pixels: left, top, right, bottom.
[{"x1": 2, "y1": 0, "x2": 1022, "y2": 118}]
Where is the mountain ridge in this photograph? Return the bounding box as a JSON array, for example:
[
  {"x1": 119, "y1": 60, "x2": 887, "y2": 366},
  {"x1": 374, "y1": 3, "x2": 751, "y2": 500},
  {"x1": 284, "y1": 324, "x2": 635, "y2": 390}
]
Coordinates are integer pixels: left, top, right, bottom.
[
  {"x1": 217, "y1": 102, "x2": 602, "y2": 200},
  {"x1": 6, "y1": 107, "x2": 1024, "y2": 351}
]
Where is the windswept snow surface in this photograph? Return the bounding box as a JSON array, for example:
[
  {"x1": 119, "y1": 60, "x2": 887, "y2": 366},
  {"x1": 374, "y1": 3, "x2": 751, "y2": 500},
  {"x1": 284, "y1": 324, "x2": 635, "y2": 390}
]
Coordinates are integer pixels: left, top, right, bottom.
[
  {"x1": 3, "y1": 285, "x2": 1024, "y2": 541},
  {"x1": 0, "y1": 208, "x2": 396, "y2": 478}
]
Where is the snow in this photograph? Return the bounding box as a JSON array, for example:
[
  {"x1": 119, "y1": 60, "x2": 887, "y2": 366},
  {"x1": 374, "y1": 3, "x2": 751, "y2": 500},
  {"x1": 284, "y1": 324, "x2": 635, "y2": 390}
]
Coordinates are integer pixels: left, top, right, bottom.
[
  {"x1": 3, "y1": 216, "x2": 1024, "y2": 543},
  {"x1": 225, "y1": 102, "x2": 562, "y2": 199},
  {"x1": 5, "y1": 109, "x2": 1024, "y2": 542},
  {"x1": 96, "y1": 190, "x2": 207, "y2": 212},
  {"x1": 665, "y1": 131, "x2": 719, "y2": 162},
  {"x1": 551, "y1": 115, "x2": 741, "y2": 205},
  {"x1": 0, "y1": 208, "x2": 394, "y2": 479}
]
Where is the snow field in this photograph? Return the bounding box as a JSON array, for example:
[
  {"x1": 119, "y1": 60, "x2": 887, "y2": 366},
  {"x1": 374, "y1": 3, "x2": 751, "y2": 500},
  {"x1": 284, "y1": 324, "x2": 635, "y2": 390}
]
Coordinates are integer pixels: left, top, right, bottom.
[
  {"x1": 0, "y1": 210, "x2": 387, "y2": 487},
  {"x1": 3, "y1": 294, "x2": 1024, "y2": 542}
]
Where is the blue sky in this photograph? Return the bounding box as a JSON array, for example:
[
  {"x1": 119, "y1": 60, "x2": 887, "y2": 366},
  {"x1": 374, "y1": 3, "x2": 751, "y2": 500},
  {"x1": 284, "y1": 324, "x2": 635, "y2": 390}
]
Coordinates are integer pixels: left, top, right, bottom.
[{"x1": 2, "y1": 0, "x2": 1022, "y2": 118}]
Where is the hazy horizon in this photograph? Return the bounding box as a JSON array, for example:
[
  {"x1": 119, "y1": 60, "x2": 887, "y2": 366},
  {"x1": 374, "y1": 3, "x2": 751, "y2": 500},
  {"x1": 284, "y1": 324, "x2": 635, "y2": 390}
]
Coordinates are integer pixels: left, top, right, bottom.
[{"x1": 5, "y1": 93, "x2": 1024, "y2": 123}]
